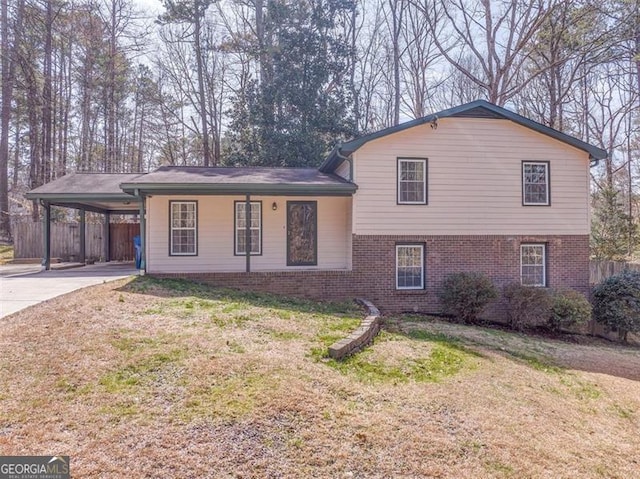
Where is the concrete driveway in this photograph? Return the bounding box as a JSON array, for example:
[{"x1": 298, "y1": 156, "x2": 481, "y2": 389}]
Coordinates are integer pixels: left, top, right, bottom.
[{"x1": 0, "y1": 262, "x2": 139, "y2": 318}]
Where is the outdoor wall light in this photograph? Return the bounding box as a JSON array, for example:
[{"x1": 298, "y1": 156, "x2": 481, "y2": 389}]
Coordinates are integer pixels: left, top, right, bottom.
[{"x1": 272, "y1": 202, "x2": 278, "y2": 211}]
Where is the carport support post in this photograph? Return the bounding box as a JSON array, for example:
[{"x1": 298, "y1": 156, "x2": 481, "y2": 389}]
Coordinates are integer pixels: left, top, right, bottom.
[
  {"x1": 43, "y1": 202, "x2": 51, "y2": 270},
  {"x1": 79, "y1": 209, "x2": 86, "y2": 264},
  {"x1": 245, "y1": 193, "x2": 251, "y2": 273},
  {"x1": 139, "y1": 194, "x2": 146, "y2": 270},
  {"x1": 104, "y1": 212, "x2": 111, "y2": 262}
]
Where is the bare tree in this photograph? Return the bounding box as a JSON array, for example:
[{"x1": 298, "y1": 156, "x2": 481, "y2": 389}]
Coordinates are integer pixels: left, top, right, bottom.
[
  {"x1": 159, "y1": 0, "x2": 216, "y2": 166},
  {"x1": 415, "y1": 0, "x2": 556, "y2": 106}
]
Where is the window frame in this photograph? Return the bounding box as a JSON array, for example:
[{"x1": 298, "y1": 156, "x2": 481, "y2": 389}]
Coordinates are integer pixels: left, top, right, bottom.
[
  {"x1": 397, "y1": 158, "x2": 428, "y2": 205},
  {"x1": 395, "y1": 243, "x2": 425, "y2": 290},
  {"x1": 234, "y1": 201, "x2": 262, "y2": 256},
  {"x1": 169, "y1": 200, "x2": 198, "y2": 256},
  {"x1": 520, "y1": 243, "x2": 547, "y2": 287},
  {"x1": 522, "y1": 161, "x2": 550, "y2": 206}
]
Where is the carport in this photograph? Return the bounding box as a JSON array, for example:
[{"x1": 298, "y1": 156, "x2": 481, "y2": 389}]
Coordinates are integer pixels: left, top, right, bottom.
[{"x1": 25, "y1": 173, "x2": 145, "y2": 270}]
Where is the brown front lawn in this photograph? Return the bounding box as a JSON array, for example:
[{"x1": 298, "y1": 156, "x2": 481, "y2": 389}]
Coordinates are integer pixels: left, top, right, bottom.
[{"x1": 0, "y1": 277, "x2": 639, "y2": 478}]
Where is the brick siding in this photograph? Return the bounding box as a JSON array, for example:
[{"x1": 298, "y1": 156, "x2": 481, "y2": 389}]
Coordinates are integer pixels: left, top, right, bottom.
[{"x1": 152, "y1": 234, "x2": 590, "y2": 321}]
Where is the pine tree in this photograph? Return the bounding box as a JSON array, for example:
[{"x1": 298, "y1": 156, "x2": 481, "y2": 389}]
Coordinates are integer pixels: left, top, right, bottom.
[
  {"x1": 591, "y1": 187, "x2": 639, "y2": 260},
  {"x1": 225, "y1": 0, "x2": 356, "y2": 167}
]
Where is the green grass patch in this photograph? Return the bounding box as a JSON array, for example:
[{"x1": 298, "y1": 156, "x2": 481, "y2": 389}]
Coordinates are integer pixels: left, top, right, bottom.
[
  {"x1": 506, "y1": 350, "x2": 563, "y2": 374},
  {"x1": 560, "y1": 376, "x2": 601, "y2": 400},
  {"x1": 54, "y1": 377, "x2": 92, "y2": 396},
  {"x1": 406, "y1": 329, "x2": 485, "y2": 358},
  {"x1": 611, "y1": 403, "x2": 635, "y2": 419},
  {"x1": 181, "y1": 373, "x2": 278, "y2": 421},
  {"x1": 99, "y1": 348, "x2": 186, "y2": 393},
  {"x1": 485, "y1": 460, "x2": 515, "y2": 476},
  {"x1": 323, "y1": 338, "x2": 476, "y2": 384},
  {"x1": 268, "y1": 330, "x2": 303, "y2": 341},
  {"x1": 123, "y1": 277, "x2": 359, "y2": 315},
  {"x1": 98, "y1": 401, "x2": 141, "y2": 421}
]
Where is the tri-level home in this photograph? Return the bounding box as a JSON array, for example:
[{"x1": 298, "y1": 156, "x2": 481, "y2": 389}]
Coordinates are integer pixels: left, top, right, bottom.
[{"x1": 26, "y1": 100, "x2": 607, "y2": 317}]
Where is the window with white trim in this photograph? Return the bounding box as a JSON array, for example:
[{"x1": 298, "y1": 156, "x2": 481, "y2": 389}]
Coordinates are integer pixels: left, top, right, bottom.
[
  {"x1": 520, "y1": 244, "x2": 546, "y2": 286},
  {"x1": 398, "y1": 158, "x2": 427, "y2": 204},
  {"x1": 396, "y1": 244, "x2": 425, "y2": 289},
  {"x1": 522, "y1": 162, "x2": 549, "y2": 205},
  {"x1": 170, "y1": 201, "x2": 197, "y2": 255},
  {"x1": 235, "y1": 201, "x2": 261, "y2": 255}
]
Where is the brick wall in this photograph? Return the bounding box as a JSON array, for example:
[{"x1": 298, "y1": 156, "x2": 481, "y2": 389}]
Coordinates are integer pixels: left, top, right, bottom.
[{"x1": 152, "y1": 234, "x2": 590, "y2": 321}]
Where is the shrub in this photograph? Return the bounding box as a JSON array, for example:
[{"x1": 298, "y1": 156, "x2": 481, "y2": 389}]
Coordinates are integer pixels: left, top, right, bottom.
[
  {"x1": 503, "y1": 283, "x2": 552, "y2": 331},
  {"x1": 592, "y1": 271, "x2": 640, "y2": 342},
  {"x1": 549, "y1": 290, "x2": 592, "y2": 332},
  {"x1": 439, "y1": 272, "x2": 498, "y2": 324}
]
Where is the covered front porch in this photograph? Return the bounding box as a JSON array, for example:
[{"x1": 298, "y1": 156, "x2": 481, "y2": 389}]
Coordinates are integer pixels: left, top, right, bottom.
[{"x1": 119, "y1": 166, "x2": 357, "y2": 274}]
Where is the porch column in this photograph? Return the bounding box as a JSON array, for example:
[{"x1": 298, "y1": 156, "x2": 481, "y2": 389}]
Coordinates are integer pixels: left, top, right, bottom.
[
  {"x1": 104, "y1": 212, "x2": 111, "y2": 262},
  {"x1": 79, "y1": 209, "x2": 86, "y2": 264},
  {"x1": 245, "y1": 193, "x2": 251, "y2": 273},
  {"x1": 43, "y1": 202, "x2": 51, "y2": 270},
  {"x1": 139, "y1": 195, "x2": 146, "y2": 270}
]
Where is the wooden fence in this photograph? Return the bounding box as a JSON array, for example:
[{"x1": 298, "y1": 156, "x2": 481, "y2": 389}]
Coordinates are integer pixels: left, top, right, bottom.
[
  {"x1": 14, "y1": 222, "x2": 139, "y2": 262},
  {"x1": 589, "y1": 260, "x2": 640, "y2": 284}
]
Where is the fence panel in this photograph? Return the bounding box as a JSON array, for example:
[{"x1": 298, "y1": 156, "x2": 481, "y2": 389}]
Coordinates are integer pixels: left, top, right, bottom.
[
  {"x1": 110, "y1": 223, "x2": 140, "y2": 261},
  {"x1": 14, "y1": 222, "x2": 137, "y2": 262},
  {"x1": 590, "y1": 260, "x2": 640, "y2": 284}
]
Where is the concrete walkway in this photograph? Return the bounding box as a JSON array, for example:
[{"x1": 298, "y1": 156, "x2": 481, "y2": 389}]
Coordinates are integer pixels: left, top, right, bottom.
[{"x1": 0, "y1": 262, "x2": 139, "y2": 318}]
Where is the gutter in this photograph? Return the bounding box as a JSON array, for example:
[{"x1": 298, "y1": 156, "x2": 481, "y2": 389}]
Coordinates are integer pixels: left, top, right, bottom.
[
  {"x1": 119, "y1": 183, "x2": 357, "y2": 196},
  {"x1": 334, "y1": 145, "x2": 354, "y2": 181}
]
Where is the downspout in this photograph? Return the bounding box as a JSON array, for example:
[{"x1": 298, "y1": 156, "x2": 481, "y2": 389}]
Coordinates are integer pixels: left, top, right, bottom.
[{"x1": 335, "y1": 145, "x2": 354, "y2": 182}]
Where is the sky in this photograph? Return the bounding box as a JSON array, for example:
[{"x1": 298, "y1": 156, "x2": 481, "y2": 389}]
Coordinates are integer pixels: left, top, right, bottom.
[{"x1": 134, "y1": 0, "x2": 164, "y2": 16}]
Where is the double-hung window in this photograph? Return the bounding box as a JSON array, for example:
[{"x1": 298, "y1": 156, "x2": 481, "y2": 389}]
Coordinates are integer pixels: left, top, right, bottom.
[
  {"x1": 520, "y1": 244, "x2": 546, "y2": 286},
  {"x1": 235, "y1": 201, "x2": 262, "y2": 255},
  {"x1": 398, "y1": 158, "x2": 427, "y2": 204},
  {"x1": 522, "y1": 161, "x2": 550, "y2": 205},
  {"x1": 396, "y1": 244, "x2": 425, "y2": 290},
  {"x1": 170, "y1": 201, "x2": 197, "y2": 256}
]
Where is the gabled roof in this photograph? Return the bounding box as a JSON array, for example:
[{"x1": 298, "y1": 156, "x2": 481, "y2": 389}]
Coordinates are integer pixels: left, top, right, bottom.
[
  {"x1": 319, "y1": 100, "x2": 607, "y2": 173},
  {"x1": 120, "y1": 166, "x2": 356, "y2": 196}
]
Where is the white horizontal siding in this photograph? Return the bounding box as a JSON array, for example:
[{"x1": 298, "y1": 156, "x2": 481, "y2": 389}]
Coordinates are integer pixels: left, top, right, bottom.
[
  {"x1": 352, "y1": 118, "x2": 590, "y2": 235},
  {"x1": 146, "y1": 195, "x2": 351, "y2": 274}
]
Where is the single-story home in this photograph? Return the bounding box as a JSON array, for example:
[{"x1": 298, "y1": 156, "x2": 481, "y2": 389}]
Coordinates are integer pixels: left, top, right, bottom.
[{"x1": 26, "y1": 100, "x2": 607, "y2": 316}]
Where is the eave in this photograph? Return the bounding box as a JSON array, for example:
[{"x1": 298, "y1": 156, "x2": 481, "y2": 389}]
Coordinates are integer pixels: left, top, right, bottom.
[
  {"x1": 119, "y1": 182, "x2": 358, "y2": 197},
  {"x1": 320, "y1": 100, "x2": 608, "y2": 173}
]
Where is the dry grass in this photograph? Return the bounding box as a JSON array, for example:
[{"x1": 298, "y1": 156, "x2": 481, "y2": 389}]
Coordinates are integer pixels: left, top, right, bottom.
[
  {"x1": 0, "y1": 245, "x2": 13, "y2": 264},
  {"x1": 1, "y1": 277, "x2": 639, "y2": 478}
]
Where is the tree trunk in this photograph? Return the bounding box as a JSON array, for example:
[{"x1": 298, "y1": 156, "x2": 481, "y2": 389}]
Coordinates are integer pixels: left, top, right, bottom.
[
  {"x1": 0, "y1": 0, "x2": 24, "y2": 240},
  {"x1": 41, "y1": 0, "x2": 53, "y2": 184},
  {"x1": 194, "y1": 5, "x2": 211, "y2": 166}
]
